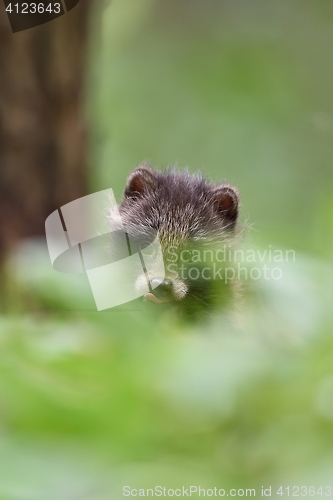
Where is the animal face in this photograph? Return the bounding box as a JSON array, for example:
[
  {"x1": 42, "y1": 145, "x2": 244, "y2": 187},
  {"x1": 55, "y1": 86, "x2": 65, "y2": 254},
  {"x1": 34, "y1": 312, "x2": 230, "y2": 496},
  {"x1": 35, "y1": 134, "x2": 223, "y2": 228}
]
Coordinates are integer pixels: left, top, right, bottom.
[{"x1": 118, "y1": 165, "x2": 239, "y2": 315}]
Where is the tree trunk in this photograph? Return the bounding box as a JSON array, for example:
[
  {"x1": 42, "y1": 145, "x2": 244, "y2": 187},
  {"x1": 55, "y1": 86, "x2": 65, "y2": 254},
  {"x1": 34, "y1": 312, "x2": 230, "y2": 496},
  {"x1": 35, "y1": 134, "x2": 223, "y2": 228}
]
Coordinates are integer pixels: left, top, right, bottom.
[{"x1": 0, "y1": 1, "x2": 90, "y2": 259}]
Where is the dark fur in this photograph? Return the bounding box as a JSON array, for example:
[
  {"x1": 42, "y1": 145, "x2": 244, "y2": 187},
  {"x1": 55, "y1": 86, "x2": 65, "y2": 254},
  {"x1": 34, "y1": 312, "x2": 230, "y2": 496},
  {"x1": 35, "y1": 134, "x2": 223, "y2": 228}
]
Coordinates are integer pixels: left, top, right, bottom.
[{"x1": 118, "y1": 164, "x2": 240, "y2": 318}]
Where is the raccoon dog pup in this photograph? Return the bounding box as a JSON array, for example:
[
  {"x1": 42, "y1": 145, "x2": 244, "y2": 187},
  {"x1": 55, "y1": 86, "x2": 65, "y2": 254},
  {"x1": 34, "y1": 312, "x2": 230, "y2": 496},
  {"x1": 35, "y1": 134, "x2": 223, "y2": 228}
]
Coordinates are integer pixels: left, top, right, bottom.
[{"x1": 118, "y1": 164, "x2": 240, "y2": 318}]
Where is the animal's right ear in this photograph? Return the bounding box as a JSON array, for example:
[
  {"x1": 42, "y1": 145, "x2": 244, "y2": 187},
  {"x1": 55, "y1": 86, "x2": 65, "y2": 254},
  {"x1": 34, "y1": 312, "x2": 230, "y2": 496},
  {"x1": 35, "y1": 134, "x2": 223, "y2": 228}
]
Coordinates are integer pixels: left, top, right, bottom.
[{"x1": 124, "y1": 165, "x2": 158, "y2": 199}]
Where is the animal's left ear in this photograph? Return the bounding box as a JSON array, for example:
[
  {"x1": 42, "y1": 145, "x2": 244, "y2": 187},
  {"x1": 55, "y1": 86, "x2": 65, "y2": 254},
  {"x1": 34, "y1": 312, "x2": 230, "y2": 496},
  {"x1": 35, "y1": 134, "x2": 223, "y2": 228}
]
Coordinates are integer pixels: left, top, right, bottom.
[{"x1": 211, "y1": 185, "x2": 239, "y2": 228}]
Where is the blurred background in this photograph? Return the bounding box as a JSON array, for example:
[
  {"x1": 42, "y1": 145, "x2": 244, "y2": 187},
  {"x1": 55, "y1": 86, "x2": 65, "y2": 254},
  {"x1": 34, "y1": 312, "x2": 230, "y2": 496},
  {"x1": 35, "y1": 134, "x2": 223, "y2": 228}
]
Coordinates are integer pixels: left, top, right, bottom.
[{"x1": 0, "y1": 0, "x2": 333, "y2": 498}]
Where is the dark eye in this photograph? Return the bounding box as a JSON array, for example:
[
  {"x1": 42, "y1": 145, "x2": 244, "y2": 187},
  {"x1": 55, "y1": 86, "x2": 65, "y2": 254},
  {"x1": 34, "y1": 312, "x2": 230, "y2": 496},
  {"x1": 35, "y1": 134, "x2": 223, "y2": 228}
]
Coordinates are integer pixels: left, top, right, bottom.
[{"x1": 124, "y1": 229, "x2": 157, "y2": 255}]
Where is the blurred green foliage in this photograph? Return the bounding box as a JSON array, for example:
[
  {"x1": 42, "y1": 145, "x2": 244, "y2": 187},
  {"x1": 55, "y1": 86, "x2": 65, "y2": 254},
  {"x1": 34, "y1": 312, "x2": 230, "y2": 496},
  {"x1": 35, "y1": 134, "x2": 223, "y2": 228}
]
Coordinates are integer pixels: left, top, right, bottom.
[{"x1": 1, "y1": 0, "x2": 333, "y2": 497}]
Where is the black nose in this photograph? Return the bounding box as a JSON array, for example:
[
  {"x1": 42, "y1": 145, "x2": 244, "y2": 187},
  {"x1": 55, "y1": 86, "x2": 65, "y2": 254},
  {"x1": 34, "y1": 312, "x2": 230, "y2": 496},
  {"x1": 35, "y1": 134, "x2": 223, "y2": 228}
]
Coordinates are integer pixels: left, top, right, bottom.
[{"x1": 150, "y1": 278, "x2": 173, "y2": 298}]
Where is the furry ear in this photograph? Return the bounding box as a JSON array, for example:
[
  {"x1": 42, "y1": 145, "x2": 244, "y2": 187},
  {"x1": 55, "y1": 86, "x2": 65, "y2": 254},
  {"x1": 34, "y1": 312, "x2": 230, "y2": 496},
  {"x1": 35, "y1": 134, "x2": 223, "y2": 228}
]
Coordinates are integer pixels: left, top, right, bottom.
[
  {"x1": 124, "y1": 164, "x2": 158, "y2": 199},
  {"x1": 211, "y1": 185, "x2": 239, "y2": 228}
]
